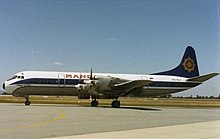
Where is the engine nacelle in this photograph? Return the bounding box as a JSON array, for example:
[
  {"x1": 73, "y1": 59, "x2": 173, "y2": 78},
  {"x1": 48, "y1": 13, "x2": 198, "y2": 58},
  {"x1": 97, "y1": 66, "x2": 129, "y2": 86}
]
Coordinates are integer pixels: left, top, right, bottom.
[
  {"x1": 75, "y1": 76, "x2": 116, "y2": 93},
  {"x1": 83, "y1": 80, "x2": 94, "y2": 84},
  {"x1": 93, "y1": 75, "x2": 116, "y2": 91},
  {"x1": 75, "y1": 82, "x2": 92, "y2": 91}
]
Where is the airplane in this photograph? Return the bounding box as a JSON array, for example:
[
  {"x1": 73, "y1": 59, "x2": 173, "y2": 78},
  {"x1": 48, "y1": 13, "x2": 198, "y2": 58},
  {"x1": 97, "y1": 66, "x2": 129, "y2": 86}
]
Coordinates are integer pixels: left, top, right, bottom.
[{"x1": 2, "y1": 46, "x2": 219, "y2": 107}]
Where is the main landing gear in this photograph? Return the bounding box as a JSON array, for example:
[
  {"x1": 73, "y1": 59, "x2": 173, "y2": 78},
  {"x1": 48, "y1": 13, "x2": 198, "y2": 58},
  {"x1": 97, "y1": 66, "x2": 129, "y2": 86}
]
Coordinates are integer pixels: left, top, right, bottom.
[
  {"x1": 111, "y1": 98, "x2": 120, "y2": 108},
  {"x1": 91, "y1": 96, "x2": 99, "y2": 107},
  {"x1": 25, "y1": 96, "x2": 31, "y2": 106},
  {"x1": 90, "y1": 97, "x2": 120, "y2": 108},
  {"x1": 91, "y1": 99, "x2": 99, "y2": 107}
]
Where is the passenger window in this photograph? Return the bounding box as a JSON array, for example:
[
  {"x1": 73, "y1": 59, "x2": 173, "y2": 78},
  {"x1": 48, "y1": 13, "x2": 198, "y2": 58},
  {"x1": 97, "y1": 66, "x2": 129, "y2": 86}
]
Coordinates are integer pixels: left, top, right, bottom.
[
  {"x1": 18, "y1": 76, "x2": 21, "y2": 79},
  {"x1": 21, "y1": 76, "x2": 24, "y2": 79}
]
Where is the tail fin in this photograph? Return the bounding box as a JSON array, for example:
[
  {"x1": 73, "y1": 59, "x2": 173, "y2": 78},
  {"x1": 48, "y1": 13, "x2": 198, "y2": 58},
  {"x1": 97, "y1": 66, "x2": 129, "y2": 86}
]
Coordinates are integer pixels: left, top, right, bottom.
[{"x1": 153, "y1": 46, "x2": 199, "y2": 78}]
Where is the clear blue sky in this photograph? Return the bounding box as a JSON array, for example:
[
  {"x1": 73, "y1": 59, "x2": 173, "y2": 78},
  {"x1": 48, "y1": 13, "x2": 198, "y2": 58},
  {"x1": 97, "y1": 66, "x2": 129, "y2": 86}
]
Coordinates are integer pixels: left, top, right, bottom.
[{"x1": 0, "y1": 0, "x2": 219, "y2": 96}]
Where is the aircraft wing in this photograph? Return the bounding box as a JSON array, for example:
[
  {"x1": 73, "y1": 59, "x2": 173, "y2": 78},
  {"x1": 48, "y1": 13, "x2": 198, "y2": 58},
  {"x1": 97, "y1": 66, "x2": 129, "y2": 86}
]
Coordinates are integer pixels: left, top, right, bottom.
[
  {"x1": 187, "y1": 73, "x2": 219, "y2": 82},
  {"x1": 114, "y1": 80, "x2": 152, "y2": 90},
  {"x1": 112, "y1": 79, "x2": 151, "y2": 96}
]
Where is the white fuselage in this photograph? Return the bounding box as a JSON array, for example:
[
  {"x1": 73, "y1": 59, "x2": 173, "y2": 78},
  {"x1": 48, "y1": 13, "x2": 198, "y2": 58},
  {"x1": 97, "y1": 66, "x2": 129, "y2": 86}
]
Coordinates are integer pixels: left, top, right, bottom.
[{"x1": 3, "y1": 71, "x2": 201, "y2": 98}]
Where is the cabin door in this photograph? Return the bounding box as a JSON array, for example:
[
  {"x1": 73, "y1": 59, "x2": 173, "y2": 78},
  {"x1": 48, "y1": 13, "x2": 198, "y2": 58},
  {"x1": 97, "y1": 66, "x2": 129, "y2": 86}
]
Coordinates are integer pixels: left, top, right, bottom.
[
  {"x1": 141, "y1": 76, "x2": 148, "y2": 80},
  {"x1": 58, "y1": 73, "x2": 65, "y2": 87}
]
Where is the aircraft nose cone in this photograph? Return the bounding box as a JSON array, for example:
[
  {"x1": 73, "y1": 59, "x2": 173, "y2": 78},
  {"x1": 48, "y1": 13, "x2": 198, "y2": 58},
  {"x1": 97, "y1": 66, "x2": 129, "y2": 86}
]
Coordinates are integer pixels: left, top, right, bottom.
[{"x1": 2, "y1": 83, "x2": 5, "y2": 90}]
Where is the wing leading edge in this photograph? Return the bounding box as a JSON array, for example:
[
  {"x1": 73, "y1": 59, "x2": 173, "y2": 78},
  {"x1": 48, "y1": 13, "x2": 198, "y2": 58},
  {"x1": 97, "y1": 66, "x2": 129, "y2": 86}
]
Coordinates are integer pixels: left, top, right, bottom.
[
  {"x1": 114, "y1": 80, "x2": 152, "y2": 89},
  {"x1": 113, "y1": 80, "x2": 152, "y2": 96}
]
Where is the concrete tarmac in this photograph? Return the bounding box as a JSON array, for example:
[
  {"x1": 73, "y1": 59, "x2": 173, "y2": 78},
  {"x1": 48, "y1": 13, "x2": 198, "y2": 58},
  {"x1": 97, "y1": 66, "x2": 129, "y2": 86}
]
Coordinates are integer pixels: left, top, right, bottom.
[
  {"x1": 0, "y1": 103, "x2": 219, "y2": 139},
  {"x1": 53, "y1": 120, "x2": 220, "y2": 139}
]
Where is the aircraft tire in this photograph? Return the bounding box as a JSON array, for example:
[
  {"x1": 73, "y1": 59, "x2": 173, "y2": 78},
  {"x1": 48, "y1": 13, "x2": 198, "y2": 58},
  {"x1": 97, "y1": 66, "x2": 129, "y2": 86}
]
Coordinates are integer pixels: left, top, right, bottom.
[
  {"x1": 111, "y1": 100, "x2": 120, "y2": 108},
  {"x1": 25, "y1": 100, "x2": 31, "y2": 106},
  {"x1": 91, "y1": 100, "x2": 98, "y2": 107}
]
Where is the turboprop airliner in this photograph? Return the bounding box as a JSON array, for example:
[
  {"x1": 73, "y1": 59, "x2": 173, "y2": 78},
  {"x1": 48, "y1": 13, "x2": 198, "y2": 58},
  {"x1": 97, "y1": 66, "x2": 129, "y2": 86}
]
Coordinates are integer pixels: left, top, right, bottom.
[{"x1": 2, "y1": 46, "x2": 218, "y2": 107}]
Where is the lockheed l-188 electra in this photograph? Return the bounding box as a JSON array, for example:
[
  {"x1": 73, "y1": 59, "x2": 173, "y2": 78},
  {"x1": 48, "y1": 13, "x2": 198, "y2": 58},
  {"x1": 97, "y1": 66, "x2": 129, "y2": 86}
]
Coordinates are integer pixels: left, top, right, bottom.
[{"x1": 2, "y1": 46, "x2": 218, "y2": 108}]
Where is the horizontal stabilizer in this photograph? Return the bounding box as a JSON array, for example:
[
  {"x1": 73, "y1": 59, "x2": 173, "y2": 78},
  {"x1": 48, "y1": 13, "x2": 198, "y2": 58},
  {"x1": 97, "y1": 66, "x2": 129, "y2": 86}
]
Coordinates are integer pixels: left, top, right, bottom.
[
  {"x1": 187, "y1": 73, "x2": 219, "y2": 82},
  {"x1": 114, "y1": 80, "x2": 152, "y2": 89}
]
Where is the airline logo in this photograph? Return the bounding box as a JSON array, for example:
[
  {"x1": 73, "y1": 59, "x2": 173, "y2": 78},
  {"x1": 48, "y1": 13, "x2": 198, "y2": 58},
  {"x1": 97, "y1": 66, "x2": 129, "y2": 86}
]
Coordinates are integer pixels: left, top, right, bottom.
[
  {"x1": 66, "y1": 74, "x2": 90, "y2": 79},
  {"x1": 182, "y1": 57, "x2": 195, "y2": 73}
]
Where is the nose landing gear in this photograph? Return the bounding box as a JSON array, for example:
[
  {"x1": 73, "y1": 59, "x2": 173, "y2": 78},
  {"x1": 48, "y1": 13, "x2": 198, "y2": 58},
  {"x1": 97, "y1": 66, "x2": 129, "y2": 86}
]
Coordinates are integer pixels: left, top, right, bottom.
[{"x1": 25, "y1": 96, "x2": 31, "y2": 106}]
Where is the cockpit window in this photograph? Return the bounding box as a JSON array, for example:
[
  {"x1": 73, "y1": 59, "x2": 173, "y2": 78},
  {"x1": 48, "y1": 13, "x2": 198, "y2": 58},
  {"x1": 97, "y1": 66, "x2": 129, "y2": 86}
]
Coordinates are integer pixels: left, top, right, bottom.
[
  {"x1": 7, "y1": 75, "x2": 25, "y2": 81},
  {"x1": 7, "y1": 75, "x2": 18, "y2": 81}
]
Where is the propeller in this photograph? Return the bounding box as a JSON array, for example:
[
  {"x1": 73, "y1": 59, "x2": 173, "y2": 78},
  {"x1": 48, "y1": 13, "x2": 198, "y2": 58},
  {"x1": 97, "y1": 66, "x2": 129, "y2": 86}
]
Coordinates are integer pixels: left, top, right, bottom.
[
  {"x1": 76, "y1": 66, "x2": 114, "y2": 102},
  {"x1": 78, "y1": 72, "x2": 81, "y2": 100},
  {"x1": 90, "y1": 66, "x2": 93, "y2": 80},
  {"x1": 79, "y1": 72, "x2": 83, "y2": 84},
  {"x1": 89, "y1": 66, "x2": 94, "y2": 100}
]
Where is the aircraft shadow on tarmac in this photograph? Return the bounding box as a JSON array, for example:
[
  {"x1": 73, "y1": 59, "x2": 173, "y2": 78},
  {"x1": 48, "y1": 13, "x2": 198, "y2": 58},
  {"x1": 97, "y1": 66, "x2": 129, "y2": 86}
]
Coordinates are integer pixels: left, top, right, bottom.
[
  {"x1": 13, "y1": 104, "x2": 161, "y2": 111},
  {"x1": 98, "y1": 106, "x2": 161, "y2": 111}
]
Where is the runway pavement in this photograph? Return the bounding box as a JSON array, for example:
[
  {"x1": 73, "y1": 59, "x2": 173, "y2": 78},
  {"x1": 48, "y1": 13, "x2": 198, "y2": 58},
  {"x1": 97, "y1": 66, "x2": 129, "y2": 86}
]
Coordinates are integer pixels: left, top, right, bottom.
[
  {"x1": 0, "y1": 103, "x2": 219, "y2": 138},
  {"x1": 53, "y1": 120, "x2": 220, "y2": 139}
]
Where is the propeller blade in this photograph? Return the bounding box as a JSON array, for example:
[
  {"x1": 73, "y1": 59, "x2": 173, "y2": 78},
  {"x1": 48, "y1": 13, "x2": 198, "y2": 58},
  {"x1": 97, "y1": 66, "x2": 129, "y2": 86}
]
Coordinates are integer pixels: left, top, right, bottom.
[
  {"x1": 79, "y1": 72, "x2": 82, "y2": 84},
  {"x1": 90, "y1": 66, "x2": 93, "y2": 80}
]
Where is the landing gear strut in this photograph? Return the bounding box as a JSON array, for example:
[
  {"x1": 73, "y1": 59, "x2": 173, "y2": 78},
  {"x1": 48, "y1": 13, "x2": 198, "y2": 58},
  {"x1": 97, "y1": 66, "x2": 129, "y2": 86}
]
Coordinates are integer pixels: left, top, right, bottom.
[
  {"x1": 111, "y1": 98, "x2": 120, "y2": 108},
  {"x1": 91, "y1": 96, "x2": 98, "y2": 107},
  {"x1": 91, "y1": 100, "x2": 98, "y2": 107},
  {"x1": 25, "y1": 96, "x2": 31, "y2": 106}
]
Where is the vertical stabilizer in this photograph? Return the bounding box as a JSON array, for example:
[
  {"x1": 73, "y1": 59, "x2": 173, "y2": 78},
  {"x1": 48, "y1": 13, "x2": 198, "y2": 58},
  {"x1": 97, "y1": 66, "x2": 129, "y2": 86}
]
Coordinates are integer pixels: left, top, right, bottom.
[{"x1": 153, "y1": 46, "x2": 199, "y2": 78}]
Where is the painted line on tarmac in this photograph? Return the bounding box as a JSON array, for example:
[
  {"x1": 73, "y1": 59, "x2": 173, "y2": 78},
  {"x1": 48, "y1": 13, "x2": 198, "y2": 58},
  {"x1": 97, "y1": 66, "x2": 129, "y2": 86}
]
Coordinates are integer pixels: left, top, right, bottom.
[{"x1": 1, "y1": 109, "x2": 66, "y2": 132}]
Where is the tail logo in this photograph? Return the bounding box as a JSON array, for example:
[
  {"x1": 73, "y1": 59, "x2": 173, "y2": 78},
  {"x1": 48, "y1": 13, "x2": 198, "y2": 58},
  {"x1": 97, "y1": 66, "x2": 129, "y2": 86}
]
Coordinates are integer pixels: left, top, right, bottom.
[{"x1": 182, "y1": 57, "x2": 195, "y2": 73}]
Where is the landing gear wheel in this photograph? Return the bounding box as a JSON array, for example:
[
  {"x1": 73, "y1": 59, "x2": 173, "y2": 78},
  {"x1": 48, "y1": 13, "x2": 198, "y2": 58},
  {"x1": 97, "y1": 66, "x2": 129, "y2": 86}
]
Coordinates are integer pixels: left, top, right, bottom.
[
  {"x1": 111, "y1": 100, "x2": 120, "y2": 108},
  {"x1": 25, "y1": 96, "x2": 30, "y2": 106},
  {"x1": 25, "y1": 100, "x2": 31, "y2": 106},
  {"x1": 91, "y1": 100, "x2": 98, "y2": 107}
]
